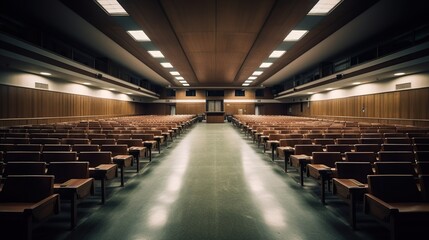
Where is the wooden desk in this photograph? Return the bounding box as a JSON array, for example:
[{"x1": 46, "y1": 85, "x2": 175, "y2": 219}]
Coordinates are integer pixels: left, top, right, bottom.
[{"x1": 206, "y1": 112, "x2": 225, "y2": 123}]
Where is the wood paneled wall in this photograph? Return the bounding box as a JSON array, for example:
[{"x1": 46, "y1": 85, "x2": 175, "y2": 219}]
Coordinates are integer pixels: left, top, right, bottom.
[
  {"x1": 176, "y1": 103, "x2": 205, "y2": 115},
  {"x1": 0, "y1": 84, "x2": 144, "y2": 126},
  {"x1": 287, "y1": 87, "x2": 429, "y2": 127},
  {"x1": 225, "y1": 103, "x2": 255, "y2": 115}
]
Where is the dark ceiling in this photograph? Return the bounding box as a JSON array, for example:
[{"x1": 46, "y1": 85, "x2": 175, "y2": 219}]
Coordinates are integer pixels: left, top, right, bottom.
[
  {"x1": 1, "y1": 0, "x2": 428, "y2": 91},
  {"x1": 58, "y1": 0, "x2": 378, "y2": 88}
]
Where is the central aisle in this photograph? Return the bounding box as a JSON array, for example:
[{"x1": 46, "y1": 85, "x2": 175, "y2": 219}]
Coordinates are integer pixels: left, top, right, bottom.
[{"x1": 43, "y1": 123, "x2": 385, "y2": 240}]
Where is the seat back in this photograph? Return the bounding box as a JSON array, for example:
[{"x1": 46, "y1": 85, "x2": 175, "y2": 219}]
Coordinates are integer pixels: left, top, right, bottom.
[
  {"x1": 4, "y1": 151, "x2": 41, "y2": 163},
  {"x1": 294, "y1": 144, "x2": 323, "y2": 155},
  {"x1": 360, "y1": 138, "x2": 384, "y2": 144},
  {"x1": 417, "y1": 162, "x2": 429, "y2": 174},
  {"x1": 311, "y1": 152, "x2": 342, "y2": 167},
  {"x1": 414, "y1": 144, "x2": 429, "y2": 151},
  {"x1": 78, "y1": 151, "x2": 112, "y2": 167},
  {"x1": 313, "y1": 138, "x2": 335, "y2": 146},
  {"x1": 378, "y1": 151, "x2": 415, "y2": 162},
  {"x1": 117, "y1": 139, "x2": 143, "y2": 147},
  {"x1": 413, "y1": 137, "x2": 429, "y2": 144},
  {"x1": 419, "y1": 175, "x2": 429, "y2": 202},
  {"x1": 72, "y1": 144, "x2": 100, "y2": 153},
  {"x1": 381, "y1": 144, "x2": 413, "y2": 151},
  {"x1": 279, "y1": 138, "x2": 312, "y2": 147},
  {"x1": 91, "y1": 138, "x2": 116, "y2": 145},
  {"x1": 336, "y1": 138, "x2": 360, "y2": 144},
  {"x1": 326, "y1": 144, "x2": 354, "y2": 153},
  {"x1": 0, "y1": 175, "x2": 54, "y2": 203},
  {"x1": 12, "y1": 144, "x2": 43, "y2": 152},
  {"x1": 1, "y1": 138, "x2": 30, "y2": 144},
  {"x1": 335, "y1": 162, "x2": 373, "y2": 183},
  {"x1": 47, "y1": 162, "x2": 89, "y2": 183},
  {"x1": 61, "y1": 138, "x2": 90, "y2": 145},
  {"x1": 354, "y1": 144, "x2": 381, "y2": 153},
  {"x1": 42, "y1": 151, "x2": 77, "y2": 163},
  {"x1": 345, "y1": 152, "x2": 377, "y2": 163},
  {"x1": 374, "y1": 162, "x2": 416, "y2": 175},
  {"x1": 367, "y1": 175, "x2": 421, "y2": 202},
  {"x1": 415, "y1": 151, "x2": 429, "y2": 162},
  {"x1": 30, "y1": 138, "x2": 61, "y2": 144},
  {"x1": 3, "y1": 162, "x2": 46, "y2": 176},
  {"x1": 42, "y1": 144, "x2": 72, "y2": 152},
  {"x1": 384, "y1": 137, "x2": 411, "y2": 144},
  {"x1": 100, "y1": 144, "x2": 129, "y2": 156}
]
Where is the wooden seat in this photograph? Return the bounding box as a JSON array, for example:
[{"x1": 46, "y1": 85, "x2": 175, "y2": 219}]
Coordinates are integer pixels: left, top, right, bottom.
[
  {"x1": 360, "y1": 138, "x2": 384, "y2": 144},
  {"x1": 61, "y1": 138, "x2": 90, "y2": 145},
  {"x1": 42, "y1": 144, "x2": 72, "y2": 152},
  {"x1": 378, "y1": 151, "x2": 415, "y2": 162},
  {"x1": 41, "y1": 151, "x2": 77, "y2": 163},
  {"x1": 78, "y1": 152, "x2": 117, "y2": 204},
  {"x1": 4, "y1": 151, "x2": 41, "y2": 163},
  {"x1": 1, "y1": 138, "x2": 30, "y2": 144},
  {"x1": 336, "y1": 138, "x2": 360, "y2": 144},
  {"x1": 100, "y1": 145, "x2": 133, "y2": 186},
  {"x1": 381, "y1": 144, "x2": 414, "y2": 151},
  {"x1": 384, "y1": 137, "x2": 411, "y2": 144},
  {"x1": 289, "y1": 144, "x2": 324, "y2": 185},
  {"x1": 90, "y1": 138, "x2": 116, "y2": 146},
  {"x1": 29, "y1": 138, "x2": 61, "y2": 144},
  {"x1": 313, "y1": 138, "x2": 335, "y2": 147},
  {"x1": 0, "y1": 175, "x2": 60, "y2": 240},
  {"x1": 333, "y1": 162, "x2": 373, "y2": 229},
  {"x1": 116, "y1": 138, "x2": 147, "y2": 167},
  {"x1": 307, "y1": 152, "x2": 343, "y2": 204},
  {"x1": 326, "y1": 144, "x2": 354, "y2": 154},
  {"x1": 2, "y1": 162, "x2": 46, "y2": 176},
  {"x1": 47, "y1": 162, "x2": 94, "y2": 229},
  {"x1": 345, "y1": 152, "x2": 377, "y2": 163},
  {"x1": 354, "y1": 144, "x2": 381, "y2": 153},
  {"x1": 364, "y1": 175, "x2": 429, "y2": 240},
  {"x1": 414, "y1": 144, "x2": 429, "y2": 151},
  {"x1": 417, "y1": 162, "x2": 429, "y2": 174},
  {"x1": 415, "y1": 151, "x2": 429, "y2": 162},
  {"x1": 374, "y1": 162, "x2": 417, "y2": 175},
  {"x1": 412, "y1": 137, "x2": 429, "y2": 144},
  {"x1": 12, "y1": 144, "x2": 43, "y2": 152},
  {"x1": 72, "y1": 144, "x2": 100, "y2": 153}
]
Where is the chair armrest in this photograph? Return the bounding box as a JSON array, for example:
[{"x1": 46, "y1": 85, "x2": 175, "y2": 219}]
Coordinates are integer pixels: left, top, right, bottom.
[{"x1": 364, "y1": 193, "x2": 399, "y2": 221}]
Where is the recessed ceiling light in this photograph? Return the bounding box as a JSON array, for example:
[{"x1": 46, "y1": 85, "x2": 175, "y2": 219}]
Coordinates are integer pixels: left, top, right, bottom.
[
  {"x1": 252, "y1": 71, "x2": 263, "y2": 76},
  {"x1": 125, "y1": 92, "x2": 132, "y2": 95},
  {"x1": 394, "y1": 72, "x2": 405, "y2": 76},
  {"x1": 248, "y1": 76, "x2": 257, "y2": 80},
  {"x1": 259, "y1": 62, "x2": 273, "y2": 68},
  {"x1": 95, "y1": 0, "x2": 128, "y2": 16},
  {"x1": 182, "y1": 83, "x2": 190, "y2": 86},
  {"x1": 269, "y1": 50, "x2": 286, "y2": 58},
  {"x1": 308, "y1": 0, "x2": 342, "y2": 16},
  {"x1": 307, "y1": 92, "x2": 316, "y2": 94},
  {"x1": 352, "y1": 82, "x2": 362, "y2": 85},
  {"x1": 40, "y1": 72, "x2": 51, "y2": 76},
  {"x1": 284, "y1": 30, "x2": 308, "y2": 41},
  {"x1": 108, "y1": 88, "x2": 115, "y2": 91},
  {"x1": 175, "y1": 76, "x2": 184, "y2": 80},
  {"x1": 325, "y1": 88, "x2": 334, "y2": 90},
  {"x1": 160, "y1": 62, "x2": 173, "y2": 68},
  {"x1": 82, "y1": 82, "x2": 91, "y2": 85},
  {"x1": 127, "y1": 30, "x2": 150, "y2": 41},
  {"x1": 170, "y1": 71, "x2": 180, "y2": 76},
  {"x1": 148, "y1": 50, "x2": 164, "y2": 58},
  {"x1": 179, "y1": 80, "x2": 187, "y2": 83},
  {"x1": 242, "y1": 83, "x2": 250, "y2": 86},
  {"x1": 244, "y1": 80, "x2": 253, "y2": 83}
]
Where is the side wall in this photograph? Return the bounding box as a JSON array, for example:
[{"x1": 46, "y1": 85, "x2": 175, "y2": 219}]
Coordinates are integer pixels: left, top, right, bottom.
[
  {"x1": 287, "y1": 87, "x2": 429, "y2": 126},
  {"x1": 0, "y1": 84, "x2": 144, "y2": 126}
]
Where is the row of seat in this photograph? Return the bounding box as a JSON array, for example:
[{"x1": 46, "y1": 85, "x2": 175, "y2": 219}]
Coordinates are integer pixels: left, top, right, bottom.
[{"x1": 0, "y1": 115, "x2": 198, "y2": 240}]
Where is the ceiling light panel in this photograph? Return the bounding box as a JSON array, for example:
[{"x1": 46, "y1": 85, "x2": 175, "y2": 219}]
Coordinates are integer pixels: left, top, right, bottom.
[
  {"x1": 248, "y1": 76, "x2": 257, "y2": 80},
  {"x1": 95, "y1": 0, "x2": 128, "y2": 16},
  {"x1": 148, "y1": 50, "x2": 164, "y2": 58},
  {"x1": 161, "y1": 62, "x2": 173, "y2": 68},
  {"x1": 242, "y1": 83, "x2": 250, "y2": 86},
  {"x1": 182, "y1": 83, "x2": 190, "y2": 86},
  {"x1": 170, "y1": 71, "x2": 180, "y2": 76},
  {"x1": 175, "y1": 77, "x2": 184, "y2": 80},
  {"x1": 259, "y1": 62, "x2": 273, "y2": 68},
  {"x1": 308, "y1": 0, "x2": 342, "y2": 16},
  {"x1": 252, "y1": 71, "x2": 263, "y2": 76},
  {"x1": 127, "y1": 30, "x2": 150, "y2": 41},
  {"x1": 284, "y1": 30, "x2": 309, "y2": 41},
  {"x1": 269, "y1": 50, "x2": 286, "y2": 58}
]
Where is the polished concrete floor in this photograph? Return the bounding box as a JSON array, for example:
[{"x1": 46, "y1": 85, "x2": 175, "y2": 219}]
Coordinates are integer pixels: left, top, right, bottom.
[{"x1": 33, "y1": 122, "x2": 390, "y2": 240}]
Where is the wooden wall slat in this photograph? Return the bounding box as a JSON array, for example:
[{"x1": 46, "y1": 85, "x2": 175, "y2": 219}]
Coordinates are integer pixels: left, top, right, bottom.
[
  {"x1": 0, "y1": 84, "x2": 144, "y2": 126},
  {"x1": 290, "y1": 87, "x2": 429, "y2": 127}
]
